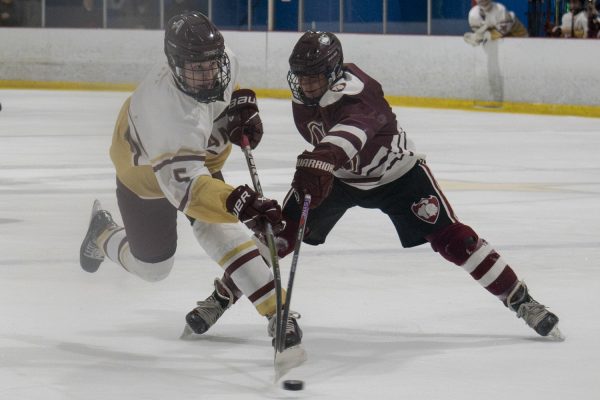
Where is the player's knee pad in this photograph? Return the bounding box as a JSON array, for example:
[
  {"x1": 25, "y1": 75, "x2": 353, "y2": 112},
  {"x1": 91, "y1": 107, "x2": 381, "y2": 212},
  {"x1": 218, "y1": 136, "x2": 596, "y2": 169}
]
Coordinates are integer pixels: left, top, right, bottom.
[
  {"x1": 427, "y1": 222, "x2": 480, "y2": 266},
  {"x1": 126, "y1": 255, "x2": 175, "y2": 282}
]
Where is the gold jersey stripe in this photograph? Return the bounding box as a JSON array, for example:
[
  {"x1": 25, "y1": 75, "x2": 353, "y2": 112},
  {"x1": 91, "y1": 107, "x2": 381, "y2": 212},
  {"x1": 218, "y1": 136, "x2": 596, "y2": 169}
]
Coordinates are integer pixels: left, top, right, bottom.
[
  {"x1": 254, "y1": 288, "x2": 287, "y2": 317},
  {"x1": 217, "y1": 240, "x2": 256, "y2": 267}
]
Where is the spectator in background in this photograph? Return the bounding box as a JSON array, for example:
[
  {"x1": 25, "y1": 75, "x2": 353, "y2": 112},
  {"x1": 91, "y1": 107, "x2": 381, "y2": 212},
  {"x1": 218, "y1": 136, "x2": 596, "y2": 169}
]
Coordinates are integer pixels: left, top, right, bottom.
[
  {"x1": 0, "y1": 0, "x2": 21, "y2": 26},
  {"x1": 464, "y1": 0, "x2": 528, "y2": 46},
  {"x1": 589, "y1": 0, "x2": 600, "y2": 37},
  {"x1": 551, "y1": 0, "x2": 600, "y2": 38}
]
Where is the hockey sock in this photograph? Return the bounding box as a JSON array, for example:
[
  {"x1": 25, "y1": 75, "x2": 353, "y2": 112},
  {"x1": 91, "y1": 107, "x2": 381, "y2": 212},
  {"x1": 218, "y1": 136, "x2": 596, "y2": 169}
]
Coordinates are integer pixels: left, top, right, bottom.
[{"x1": 462, "y1": 240, "x2": 519, "y2": 301}]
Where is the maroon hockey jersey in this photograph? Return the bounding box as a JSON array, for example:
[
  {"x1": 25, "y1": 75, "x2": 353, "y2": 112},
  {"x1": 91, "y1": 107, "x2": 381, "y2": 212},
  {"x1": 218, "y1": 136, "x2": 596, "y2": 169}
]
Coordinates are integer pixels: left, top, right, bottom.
[{"x1": 292, "y1": 63, "x2": 423, "y2": 190}]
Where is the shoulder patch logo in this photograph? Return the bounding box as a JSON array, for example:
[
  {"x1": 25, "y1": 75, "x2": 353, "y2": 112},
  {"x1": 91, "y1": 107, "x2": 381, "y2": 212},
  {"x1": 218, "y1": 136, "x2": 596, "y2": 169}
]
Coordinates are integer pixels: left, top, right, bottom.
[
  {"x1": 331, "y1": 82, "x2": 346, "y2": 92},
  {"x1": 411, "y1": 195, "x2": 440, "y2": 224}
]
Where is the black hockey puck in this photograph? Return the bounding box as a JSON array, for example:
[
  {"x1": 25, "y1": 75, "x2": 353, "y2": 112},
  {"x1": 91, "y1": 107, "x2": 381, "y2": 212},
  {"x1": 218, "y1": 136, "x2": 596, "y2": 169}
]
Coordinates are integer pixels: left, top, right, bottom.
[{"x1": 282, "y1": 379, "x2": 304, "y2": 391}]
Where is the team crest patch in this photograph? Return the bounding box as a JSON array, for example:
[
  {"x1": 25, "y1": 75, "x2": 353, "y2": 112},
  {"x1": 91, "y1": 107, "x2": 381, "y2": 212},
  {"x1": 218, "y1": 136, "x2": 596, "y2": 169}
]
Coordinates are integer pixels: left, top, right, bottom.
[
  {"x1": 307, "y1": 120, "x2": 326, "y2": 143},
  {"x1": 331, "y1": 83, "x2": 346, "y2": 92},
  {"x1": 411, "y1": 195, "x2": 440, "y2": 224}
]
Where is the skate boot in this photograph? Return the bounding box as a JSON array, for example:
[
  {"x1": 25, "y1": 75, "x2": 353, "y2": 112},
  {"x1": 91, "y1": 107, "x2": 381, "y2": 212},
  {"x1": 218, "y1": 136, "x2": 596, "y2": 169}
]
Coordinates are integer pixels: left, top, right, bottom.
[
  {"x1": 79, "y1": 200, "x2": 119, "y2": 273},
  {"x1": 268, "y1": 310, "x2": 303, "y2": 349},
  {"x1": 183, "y1": 278, "x2": 234, "y2": 336},
  {"x1": 505, "y1": 281, "x2": 563, "y2": 339}
]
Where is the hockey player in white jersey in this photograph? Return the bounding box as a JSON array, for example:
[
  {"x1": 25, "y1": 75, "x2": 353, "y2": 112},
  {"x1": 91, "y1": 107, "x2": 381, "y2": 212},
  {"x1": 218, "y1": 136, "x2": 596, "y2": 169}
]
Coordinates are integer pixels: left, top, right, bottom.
[
  {"x1": 464, "y1": 0, "x2": 528, "y2": 46},
  {"x1": 79, "y1": 12, "x2": 302, "y2": 349}
]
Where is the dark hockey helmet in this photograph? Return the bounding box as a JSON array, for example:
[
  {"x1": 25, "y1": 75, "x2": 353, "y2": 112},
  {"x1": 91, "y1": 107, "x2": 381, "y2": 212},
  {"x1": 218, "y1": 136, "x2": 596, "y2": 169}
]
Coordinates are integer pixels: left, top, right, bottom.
[
  {"x1": 164, "y1": 12, "x2": 231, "y2": 103},
  {"x1": 287, "y1": 31, "x2": 344, "y2": 105}
]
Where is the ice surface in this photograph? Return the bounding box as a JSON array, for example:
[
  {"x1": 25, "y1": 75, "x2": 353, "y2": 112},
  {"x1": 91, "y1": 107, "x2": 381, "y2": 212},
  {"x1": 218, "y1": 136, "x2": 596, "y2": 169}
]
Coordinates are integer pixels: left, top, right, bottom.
[{"x1": 1, "y1": 90, "x2": 599, "y2": 399}]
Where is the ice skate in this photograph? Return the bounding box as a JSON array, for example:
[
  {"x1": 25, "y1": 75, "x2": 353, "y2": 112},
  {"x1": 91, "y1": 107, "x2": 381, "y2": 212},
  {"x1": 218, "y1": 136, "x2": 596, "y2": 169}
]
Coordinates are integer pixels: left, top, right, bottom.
[
  {"x1": 506, "y1": 281, "x2": 564, "y2": 340},
  {"x1": 181, "y1": 278, "x2": 233, "y2": 339},
  {"x1": 268, "y1": 310, "x2": 303, "y2": 349},
  {"x1": 269, "y1": 310, "x2": 307, "y2": 381},
  {"x1": 79, "y1": 200, "x2": 118, "y2": 273}
]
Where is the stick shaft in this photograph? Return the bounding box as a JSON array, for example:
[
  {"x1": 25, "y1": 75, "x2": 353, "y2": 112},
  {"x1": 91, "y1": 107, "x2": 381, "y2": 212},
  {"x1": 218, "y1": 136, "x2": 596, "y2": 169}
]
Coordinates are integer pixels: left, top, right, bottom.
[
  {"x1": 239, "y1": 135, "x2": 284, "y2": 353},
  {"x1": 279, "y1": 194, "x2": 311, "y2": 352}
]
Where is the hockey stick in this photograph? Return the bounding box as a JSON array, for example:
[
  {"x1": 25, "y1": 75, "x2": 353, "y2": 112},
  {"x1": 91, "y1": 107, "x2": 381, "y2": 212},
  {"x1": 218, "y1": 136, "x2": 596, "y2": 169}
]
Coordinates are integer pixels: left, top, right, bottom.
[
  {"x1": 239, "y1": 134, "x2": 284, "y2": 353},
  {"x1": 277, "y1": 193, "x2": 311, "y2": 352},
  {"x1": 273, "y1": 193, "x2": 310, "y2": 381}
]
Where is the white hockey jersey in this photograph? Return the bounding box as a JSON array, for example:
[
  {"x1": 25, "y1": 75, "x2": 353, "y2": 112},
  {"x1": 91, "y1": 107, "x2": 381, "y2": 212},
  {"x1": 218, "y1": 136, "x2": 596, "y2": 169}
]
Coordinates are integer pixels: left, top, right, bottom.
[
  {"x1": 557, "y1": 10, "x2": 595, "y2": 38},
  {"x1": 110, "y1": 47, "x2": 240, "y2": 223}
]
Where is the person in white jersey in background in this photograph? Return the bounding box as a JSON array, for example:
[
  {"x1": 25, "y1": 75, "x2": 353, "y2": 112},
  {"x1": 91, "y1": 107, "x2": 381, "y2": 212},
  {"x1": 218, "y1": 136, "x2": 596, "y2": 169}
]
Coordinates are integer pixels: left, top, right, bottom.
[
  {"x1": 551, "y1": 0, "x2": 600, "y2": 38},
  {"x1": 79, "y1": 11, "x2": 302, "y2": 349},
  {"x1": 464, "y1": 0, "x2": 528, "y2": 46}
]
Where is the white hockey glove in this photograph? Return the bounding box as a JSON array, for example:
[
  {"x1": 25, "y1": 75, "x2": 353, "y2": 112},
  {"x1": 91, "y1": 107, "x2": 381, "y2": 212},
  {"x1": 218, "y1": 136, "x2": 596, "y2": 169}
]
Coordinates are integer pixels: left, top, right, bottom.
[{"x1": 463, "y1": 29, "x2": 492, "y2": 46}]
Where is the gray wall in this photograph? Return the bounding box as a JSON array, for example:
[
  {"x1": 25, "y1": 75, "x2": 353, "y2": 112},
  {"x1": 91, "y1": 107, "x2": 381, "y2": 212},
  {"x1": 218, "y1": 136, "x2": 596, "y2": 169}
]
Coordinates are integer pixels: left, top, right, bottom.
[{"x1": 1, "y1": 28, "x2": 599, "y2": 106}]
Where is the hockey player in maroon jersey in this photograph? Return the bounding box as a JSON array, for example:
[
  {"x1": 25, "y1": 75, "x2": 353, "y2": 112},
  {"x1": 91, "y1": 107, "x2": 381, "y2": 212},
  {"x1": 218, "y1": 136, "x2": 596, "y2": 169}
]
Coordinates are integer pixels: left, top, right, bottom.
[
  {"x1": 269, "y1": 31, "x2": 562, "y2": 339},
  {"x1": 197, "y1": 30, "x2": 562, "y2": 339}
]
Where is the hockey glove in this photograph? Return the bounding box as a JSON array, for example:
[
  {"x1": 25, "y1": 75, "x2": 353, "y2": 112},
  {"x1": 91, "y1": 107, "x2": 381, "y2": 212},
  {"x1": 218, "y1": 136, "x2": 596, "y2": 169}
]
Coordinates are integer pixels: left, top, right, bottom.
[
  {"x1": 292, "y1": 146, "x2": 336, "y2": 209},
  {"x1": 227, "y1": 89, "x2": 263, "y2": 149},
  {"x1": 463, "y1": 30, "x2": 492, "y2": 46},
  {"x1": 226, "y1": 185, "x2": 284, "y2": 234}
]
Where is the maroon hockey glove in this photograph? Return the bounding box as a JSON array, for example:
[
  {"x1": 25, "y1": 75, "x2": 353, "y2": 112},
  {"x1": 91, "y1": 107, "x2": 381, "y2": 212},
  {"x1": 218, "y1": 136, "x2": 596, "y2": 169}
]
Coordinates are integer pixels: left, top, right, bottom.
[
  {"x1": 226, "y1": 185, "x2": 284, "y2": 234},
  {"x1": 292, "y1": 147, "x2": 336, "y2": 209},
  {"x1": 227, "y1": 89, "x2": 263, "y2": 149}
]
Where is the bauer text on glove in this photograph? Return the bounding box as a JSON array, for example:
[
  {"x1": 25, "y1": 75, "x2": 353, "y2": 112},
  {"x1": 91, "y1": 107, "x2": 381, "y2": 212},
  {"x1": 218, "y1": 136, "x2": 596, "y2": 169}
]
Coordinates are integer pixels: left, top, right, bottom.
[
  {"x1": 225, "y1": 185, "x2": 284, "y2": 234},
  {"x1": 227, "y1": 89, "x2": 263, "y2": 149}
]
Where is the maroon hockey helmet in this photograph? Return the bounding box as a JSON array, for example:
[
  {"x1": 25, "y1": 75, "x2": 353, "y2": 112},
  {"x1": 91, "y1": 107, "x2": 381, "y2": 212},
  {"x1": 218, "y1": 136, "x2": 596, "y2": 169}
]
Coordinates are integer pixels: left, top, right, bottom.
[
  {"x1": 287, "y1": 31, "x2": 344, "y2": 105},
  {"x1": 164, "y1": 12, "x2": 231, "y2": 103}
]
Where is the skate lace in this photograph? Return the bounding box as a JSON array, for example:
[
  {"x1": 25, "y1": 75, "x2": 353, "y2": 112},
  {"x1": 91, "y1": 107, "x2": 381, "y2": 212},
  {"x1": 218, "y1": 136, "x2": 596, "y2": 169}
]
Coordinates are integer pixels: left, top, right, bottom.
[
  {"x1": 96, "y1": 211, "x2": 118, "y2": 231},
  {"x1": 268, "y1": 311, "x2": 301, "y2": 337},
  {"x1": 193, "y1": 295, "x2": 226, "y2": 328},
  {"x1": 84, "y1": 241, "x2": 104, "y2": 260},
  {"x1": 83, "y1": 211, "x2": 117, "y2": 260},
  {"x1": 516, "y1": 301, "x2": 549, "y2": 329}
]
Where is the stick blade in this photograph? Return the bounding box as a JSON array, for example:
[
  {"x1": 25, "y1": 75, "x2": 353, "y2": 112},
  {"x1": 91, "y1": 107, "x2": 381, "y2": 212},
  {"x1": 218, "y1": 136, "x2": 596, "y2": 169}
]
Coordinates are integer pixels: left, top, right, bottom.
[{"x1": 274, "y1": 345, "x2": 307, "y2": 382}]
